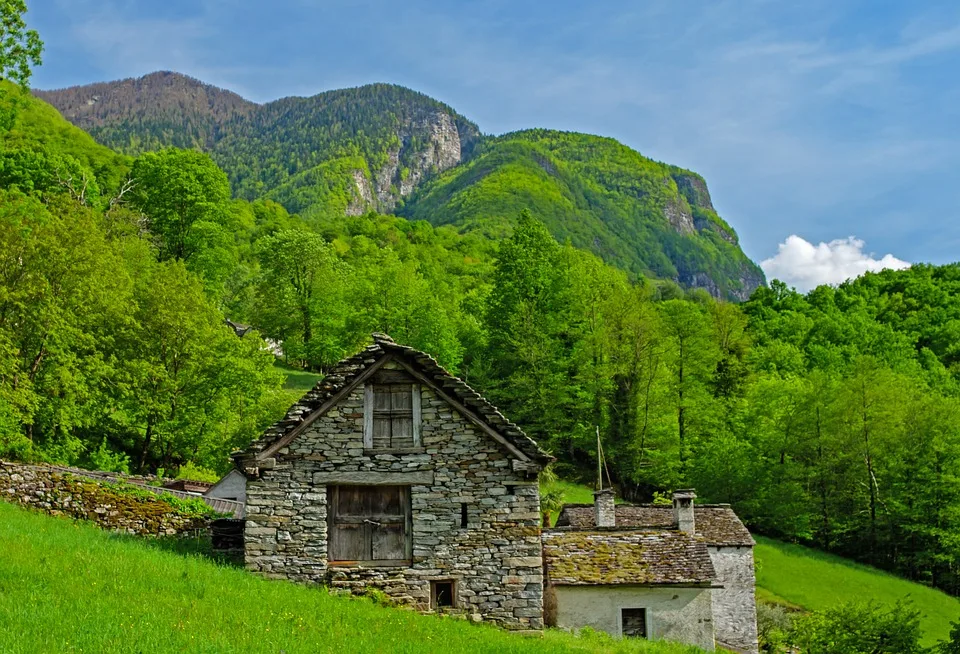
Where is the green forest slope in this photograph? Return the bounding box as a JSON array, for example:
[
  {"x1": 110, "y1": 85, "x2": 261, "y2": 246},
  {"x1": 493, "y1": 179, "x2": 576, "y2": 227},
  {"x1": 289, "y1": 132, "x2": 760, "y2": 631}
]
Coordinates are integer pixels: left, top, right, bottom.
[
  {"x1": 0, "y1": 501, "x2": 698, "y2": 654},
  {"x1": 35, "y1": 73, "x2": 763, "y2": 299},
  {"x1": 755, "y1": 537, "x2": 960, "y2": 646},
  {"x1": 400, "y1": 130, "x2": 764, "y2": 299}
]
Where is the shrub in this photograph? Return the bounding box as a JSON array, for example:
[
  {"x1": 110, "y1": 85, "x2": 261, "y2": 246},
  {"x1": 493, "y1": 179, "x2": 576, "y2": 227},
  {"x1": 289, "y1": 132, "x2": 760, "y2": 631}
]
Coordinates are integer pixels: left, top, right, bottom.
[{"x1": 790, "y1": 600, "x2": 924, "y2": 654}]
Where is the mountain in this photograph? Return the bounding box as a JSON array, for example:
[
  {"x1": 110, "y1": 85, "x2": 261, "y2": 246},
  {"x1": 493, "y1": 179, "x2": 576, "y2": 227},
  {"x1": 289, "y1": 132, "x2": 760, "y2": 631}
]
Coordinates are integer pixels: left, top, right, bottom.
[
  {"x1": 36, "y1": 72, "x2": 764, "y2": 299},
  {"x1": 400, "y1": 129, "x2": 763, "y2": 299},
  {"x1": 34, "y1": 71, "x2": 256, "y2": 153}
]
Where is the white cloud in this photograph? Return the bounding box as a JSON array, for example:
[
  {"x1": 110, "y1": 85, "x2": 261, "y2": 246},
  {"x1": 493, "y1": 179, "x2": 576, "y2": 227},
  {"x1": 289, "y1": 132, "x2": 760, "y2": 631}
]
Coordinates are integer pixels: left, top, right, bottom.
[{"x1": 761, "y1": 235, "x2": 910, "y2": 292}]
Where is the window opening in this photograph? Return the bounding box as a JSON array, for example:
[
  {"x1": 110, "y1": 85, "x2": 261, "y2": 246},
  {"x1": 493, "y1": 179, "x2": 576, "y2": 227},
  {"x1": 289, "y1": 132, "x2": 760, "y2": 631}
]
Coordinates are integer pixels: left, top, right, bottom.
[
  {"x1": 365, "y1": 370, "x2": 421, "y2": 450},
  {"x1": 621, "y1": 608, "x2": 648, "y2": 638},
  {"x1": 432, "y1": 580, "x2": 455, "y2": 609},
  {"x1": 460, "y1": 503, "x2": 468, "y2": 528},
  {"x1": 328, "y1": 485, "x2": 411, "y2": 562},
  {"x1": 505, "y1": 485, "x2": 516, "y2": 496}
]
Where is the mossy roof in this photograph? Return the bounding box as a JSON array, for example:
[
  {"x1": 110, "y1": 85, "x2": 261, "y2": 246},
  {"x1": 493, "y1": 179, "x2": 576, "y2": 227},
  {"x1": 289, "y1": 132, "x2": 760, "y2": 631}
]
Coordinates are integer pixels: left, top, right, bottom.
[
  {"x1": 542, "y1": 529, "x2": 716, "y2": 586},
  {"x1": 240, "y1": 333, "x2": 551, "y2": 464},
  {"x1": 555, "y1": 504, "x2": 754, "y2": 547}
]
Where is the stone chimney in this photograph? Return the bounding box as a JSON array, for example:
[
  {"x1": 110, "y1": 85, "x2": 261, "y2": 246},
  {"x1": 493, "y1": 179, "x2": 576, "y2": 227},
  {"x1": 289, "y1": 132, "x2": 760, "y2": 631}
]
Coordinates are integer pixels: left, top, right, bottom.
[
  {"x1": 594, "y1": 488, "x2": 615, "y2": 527},
  {"x1": 673, "y1": 489, "x2": 697, "y2": 534}
]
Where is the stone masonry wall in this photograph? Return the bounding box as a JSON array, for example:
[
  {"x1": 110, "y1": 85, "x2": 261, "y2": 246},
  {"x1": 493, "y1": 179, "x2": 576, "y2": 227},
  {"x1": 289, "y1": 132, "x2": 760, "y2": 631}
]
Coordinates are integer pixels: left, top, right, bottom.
[
  {"x1": 244, "y1": 366, "x2": 544, "y2": 630},
  {"x1": 0, "y1": 461, "x2": 210, "y2": 536},
  {"x1": 709, "y1": 546, "x2": 758, "y2": 654}
]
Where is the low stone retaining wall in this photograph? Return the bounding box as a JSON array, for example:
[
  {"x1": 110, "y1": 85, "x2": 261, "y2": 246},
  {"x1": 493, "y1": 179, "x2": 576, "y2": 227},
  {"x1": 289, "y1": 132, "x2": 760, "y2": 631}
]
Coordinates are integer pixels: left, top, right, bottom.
[{"x1": 0, "y1": 460, "x2": 210, "y2": 536}]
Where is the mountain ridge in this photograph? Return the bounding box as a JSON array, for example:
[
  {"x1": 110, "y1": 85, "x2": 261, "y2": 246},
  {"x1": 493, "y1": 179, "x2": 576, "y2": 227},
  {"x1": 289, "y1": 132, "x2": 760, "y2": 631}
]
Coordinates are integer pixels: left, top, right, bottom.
[{"x1": 35, "y1": 71, "x2": 764, "y2": 300}]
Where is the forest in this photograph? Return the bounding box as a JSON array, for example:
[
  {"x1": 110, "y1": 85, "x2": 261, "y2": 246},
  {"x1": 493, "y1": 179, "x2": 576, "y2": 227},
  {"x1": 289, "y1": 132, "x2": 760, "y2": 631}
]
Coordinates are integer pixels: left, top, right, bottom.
[{"x1": 6, "y1": 4, "x2": 960, "y2": 611}]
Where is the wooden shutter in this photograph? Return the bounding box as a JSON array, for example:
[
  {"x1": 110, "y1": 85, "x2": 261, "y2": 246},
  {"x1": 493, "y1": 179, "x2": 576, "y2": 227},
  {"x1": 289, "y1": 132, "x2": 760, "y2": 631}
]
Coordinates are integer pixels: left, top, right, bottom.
[
  {"x1": 369, "y1": 383, "x2": 417, "y2": 449},
  {"x1": 329, "y1": 485, "x2": 410, "y2": 562},
  {"x1": 390, "y1": 386, "x2": 414, "y2": 448},
  {"x1": 372, "y1": 386, "x2": 394, "y2": 450}
]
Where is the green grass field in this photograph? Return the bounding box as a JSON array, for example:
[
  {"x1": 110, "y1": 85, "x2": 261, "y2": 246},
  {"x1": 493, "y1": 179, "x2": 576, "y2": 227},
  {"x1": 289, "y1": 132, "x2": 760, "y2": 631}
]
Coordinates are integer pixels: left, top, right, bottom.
[
  {"x1": 273, "y1": 360, "x2": 324, "y2": 391},
  {"x1": 0, "y1": 502, "x2": 699, "y2": 653},
  {"x1": 754, "y1": 536, "x2": 960, "y2": 646},
  {"x1": 541, "y1": 479, "x2": 597, "y2": 505}
]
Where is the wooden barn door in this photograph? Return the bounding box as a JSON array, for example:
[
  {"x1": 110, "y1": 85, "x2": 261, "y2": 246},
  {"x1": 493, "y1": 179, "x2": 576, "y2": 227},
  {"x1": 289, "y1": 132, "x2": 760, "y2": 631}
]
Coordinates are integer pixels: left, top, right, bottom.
[{"x1": 329, "y1": 485, "x2": 410, "y2": 562}]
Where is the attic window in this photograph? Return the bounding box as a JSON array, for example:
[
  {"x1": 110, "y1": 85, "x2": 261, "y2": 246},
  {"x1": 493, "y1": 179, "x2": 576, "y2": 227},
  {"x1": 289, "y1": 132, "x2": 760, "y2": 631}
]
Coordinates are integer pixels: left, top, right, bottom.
[{"x1": 364, "y1": 369, "x2": 421, "y2": 449}]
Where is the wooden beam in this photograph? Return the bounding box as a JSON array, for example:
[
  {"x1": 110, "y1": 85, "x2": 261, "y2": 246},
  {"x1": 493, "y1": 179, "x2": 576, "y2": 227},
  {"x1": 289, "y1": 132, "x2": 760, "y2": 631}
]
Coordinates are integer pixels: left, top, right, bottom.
[{"x1": 313, "y1": 471, "x2": 435, "y2": 485}]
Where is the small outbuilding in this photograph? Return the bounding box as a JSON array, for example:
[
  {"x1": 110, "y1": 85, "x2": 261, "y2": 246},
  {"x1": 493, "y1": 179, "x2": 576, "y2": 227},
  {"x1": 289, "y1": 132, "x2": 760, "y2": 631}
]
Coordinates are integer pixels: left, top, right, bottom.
[
  {"x1": 555, "y1": 489, "x2": 758, "y2": 653},
  {"x1": 543, "y1": 521, "x2": 718, "y2": 650}
]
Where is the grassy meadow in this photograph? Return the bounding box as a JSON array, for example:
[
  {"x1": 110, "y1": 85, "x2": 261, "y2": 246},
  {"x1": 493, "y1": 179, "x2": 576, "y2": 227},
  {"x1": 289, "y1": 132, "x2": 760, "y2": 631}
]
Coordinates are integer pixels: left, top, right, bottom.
[
  {"x1": 754, "y1": 536, "x2": 960, "y2": 646},
  {"x1": 0, "y1": 501, "x2": 700, "y2": 654}
]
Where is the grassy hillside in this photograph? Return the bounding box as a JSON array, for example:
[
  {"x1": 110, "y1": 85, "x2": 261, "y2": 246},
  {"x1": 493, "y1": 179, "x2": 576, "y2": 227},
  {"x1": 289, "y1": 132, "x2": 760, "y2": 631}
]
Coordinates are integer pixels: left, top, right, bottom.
[
  {"x1": 755, "y1": 537, "x2": 960, "y2": 646},
  {"x1": 0, "y1": 501, "x2": 699, "y2": 653},
  {"x1": 400, "y1": 130, "x2": 764, "y2": 300}
]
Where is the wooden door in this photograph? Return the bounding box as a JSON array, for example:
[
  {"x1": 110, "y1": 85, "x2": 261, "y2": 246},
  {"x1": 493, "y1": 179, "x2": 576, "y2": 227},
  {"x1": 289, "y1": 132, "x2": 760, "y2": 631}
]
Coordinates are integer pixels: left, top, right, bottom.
[{"x1": 329, "y1": 485, "x2": 410, "y2": 562}]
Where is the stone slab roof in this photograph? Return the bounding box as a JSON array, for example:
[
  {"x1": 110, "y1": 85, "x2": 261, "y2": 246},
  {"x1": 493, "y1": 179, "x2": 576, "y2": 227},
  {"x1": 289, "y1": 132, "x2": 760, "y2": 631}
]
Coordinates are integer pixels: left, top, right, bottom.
[
  {"x1": 555, "y1": 504, "x2": 754, "y2": 547},
  {"x1": 240, "y1": 333, "x2": 551, "y2": 463},
  {"x1": 542, "y1": 529, "x2": 717, "y2": 586}
]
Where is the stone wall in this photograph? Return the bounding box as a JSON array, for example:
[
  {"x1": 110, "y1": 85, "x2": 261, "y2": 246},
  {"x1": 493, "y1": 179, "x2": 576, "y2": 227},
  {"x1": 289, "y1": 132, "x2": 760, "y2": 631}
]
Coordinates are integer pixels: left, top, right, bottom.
[
  {"x1": 0, "y1": 461, "x2": 210, "y2": 536},
  {"x1": 709, "y1": 546, "x2": 758, "y2": 654},
  {"x1": 244, "y1": 367, "x2": 544, "y2": 630}
]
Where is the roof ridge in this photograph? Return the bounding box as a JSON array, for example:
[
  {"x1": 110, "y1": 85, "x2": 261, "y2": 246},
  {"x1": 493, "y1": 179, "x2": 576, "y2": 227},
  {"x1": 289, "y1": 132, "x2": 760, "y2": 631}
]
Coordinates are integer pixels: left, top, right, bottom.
[{"x1": 240, "y1": 333, "x2": 552, "y2": 464}]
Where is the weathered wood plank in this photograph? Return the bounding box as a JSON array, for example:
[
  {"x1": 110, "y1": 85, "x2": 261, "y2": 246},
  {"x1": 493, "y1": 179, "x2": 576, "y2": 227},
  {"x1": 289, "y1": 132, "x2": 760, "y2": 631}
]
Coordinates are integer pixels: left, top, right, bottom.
[{"x1": 313, "y1": 471, "x2": 434, "y2": 485}]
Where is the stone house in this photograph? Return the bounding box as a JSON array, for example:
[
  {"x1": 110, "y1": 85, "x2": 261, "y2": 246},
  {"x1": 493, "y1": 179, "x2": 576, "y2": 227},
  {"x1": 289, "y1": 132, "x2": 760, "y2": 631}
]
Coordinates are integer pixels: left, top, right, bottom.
[
  {"x1": 234, "y1": 333, "x2": 553, "y2": 630},
  {"x1": 554, "y1": 490, "x2": 758, "y2": 653},
  {"x1": 232, "y1": 334, "x2": 757, "y2": 647}
]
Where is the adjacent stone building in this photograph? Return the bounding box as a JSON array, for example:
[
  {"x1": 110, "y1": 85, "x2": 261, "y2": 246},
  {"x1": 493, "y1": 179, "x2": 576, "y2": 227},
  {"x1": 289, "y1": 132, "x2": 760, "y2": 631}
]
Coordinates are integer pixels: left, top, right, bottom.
[
  {"x1": 234, "y1": 334, "x2": 553, "y2": 630},
  {"x1": 555, "y1": 491, "x2": 758, "y2": 653}
]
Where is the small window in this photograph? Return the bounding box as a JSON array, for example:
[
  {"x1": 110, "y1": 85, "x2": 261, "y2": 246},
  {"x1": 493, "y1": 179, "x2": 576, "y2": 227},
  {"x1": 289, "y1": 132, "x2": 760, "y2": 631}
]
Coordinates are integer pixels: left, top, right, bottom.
[
  {"x1": 460, "y1": 503, "x2": 468, "y2": 528},
  {"x1": 364, "y1": 370, "x2": 421, "y2": 450},
  {"x1": 505, "y1": 485, "x2": 516, "y2": 496},
  {"x1": 328, "y1": 485, "x2": 411, "y2": 563},
  {"x1": 431, "y1": 580, "x2": 455, "y2": 609},
  {"x1": 621, "y1": 608, "x2": 648, "y2": 638}
]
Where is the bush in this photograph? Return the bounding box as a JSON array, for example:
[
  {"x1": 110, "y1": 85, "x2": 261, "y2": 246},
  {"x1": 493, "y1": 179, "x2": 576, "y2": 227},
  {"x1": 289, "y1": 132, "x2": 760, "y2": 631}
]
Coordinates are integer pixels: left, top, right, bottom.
[
  {"x1": 757, "y1": 602, "x2": 793, "y2": 652},
  {"x1": 87, "y1": 438, "x2": 131, "y2": 473},
  {"x1": 790, "y1": 600, "x2": 924, "y2": 654}
]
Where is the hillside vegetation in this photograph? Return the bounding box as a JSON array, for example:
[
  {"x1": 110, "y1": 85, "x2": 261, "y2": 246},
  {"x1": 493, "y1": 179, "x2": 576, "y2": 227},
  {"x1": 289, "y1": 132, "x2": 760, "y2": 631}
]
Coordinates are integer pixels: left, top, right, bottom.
[
  {"x1": 35, "y1": 72, "x2": 762, "y2": 299},
  {"x1": 755, "y1": 537, "x2": 960, "y2": 646},
  {"x1": 0, "y1": 501, "x2": 699, "y2": 654},
  {"x1": 402, "y1": 130, "x2": 763, "y2": 300}
]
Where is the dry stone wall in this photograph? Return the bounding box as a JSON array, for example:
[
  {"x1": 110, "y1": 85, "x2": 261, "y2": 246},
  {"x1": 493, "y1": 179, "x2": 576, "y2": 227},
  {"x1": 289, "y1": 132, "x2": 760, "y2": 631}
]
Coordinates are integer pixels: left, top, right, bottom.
[
  {"x1": 244, "y1": 366, "x2": 544, "y2": 630},
  {"x1": 0, "y1": 461, "x2": 210, "y2": 536}
]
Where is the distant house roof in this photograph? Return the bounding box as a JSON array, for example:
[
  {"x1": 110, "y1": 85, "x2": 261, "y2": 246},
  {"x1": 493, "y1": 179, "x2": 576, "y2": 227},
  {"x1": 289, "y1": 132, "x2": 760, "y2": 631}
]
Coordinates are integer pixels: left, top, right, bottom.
[
  {"x1": 238, "y1": 333, "x2": 552, "y2": 464},
  {"x1": 555, "y1": 504, "x2": 754, "y2": 547},
  {"x1": 225, "y1": 319, "x2": 253, "y2": 337},
  {"x1": 162, "y1": 479, "x2": 214, "y2": 493},
  {"x1": 542, "y1": 529, "x2": 717, "y2": 586}
]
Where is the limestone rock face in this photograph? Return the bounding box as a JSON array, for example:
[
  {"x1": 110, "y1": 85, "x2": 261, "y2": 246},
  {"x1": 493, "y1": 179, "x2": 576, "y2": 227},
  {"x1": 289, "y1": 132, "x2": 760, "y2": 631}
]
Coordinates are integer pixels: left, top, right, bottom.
[
  {"x1": 375, "y1": 112, "x2": 464, "y2": 213},
  {"x1": 347, "y1": 169, "x2": 376, "y2": 216}
]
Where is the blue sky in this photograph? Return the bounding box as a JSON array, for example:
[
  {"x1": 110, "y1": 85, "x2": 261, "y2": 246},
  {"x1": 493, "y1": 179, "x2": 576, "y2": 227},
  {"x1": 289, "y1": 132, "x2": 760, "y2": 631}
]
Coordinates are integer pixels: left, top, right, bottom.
[{"x1": 26, "y1": 0, "x2": 960, "y2": 288}]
